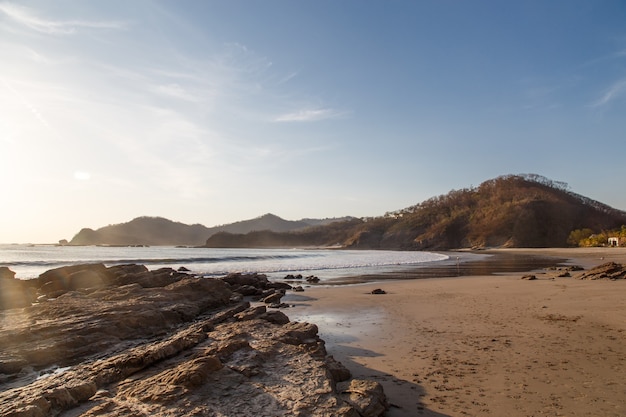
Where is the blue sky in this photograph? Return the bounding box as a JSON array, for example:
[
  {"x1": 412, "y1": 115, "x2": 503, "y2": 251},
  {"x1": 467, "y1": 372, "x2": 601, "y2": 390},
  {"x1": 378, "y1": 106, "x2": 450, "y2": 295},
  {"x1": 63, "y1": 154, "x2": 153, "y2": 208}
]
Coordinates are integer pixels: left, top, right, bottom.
[{"x1": 1, "y1": 1, "x2": 625, "y2": 243}]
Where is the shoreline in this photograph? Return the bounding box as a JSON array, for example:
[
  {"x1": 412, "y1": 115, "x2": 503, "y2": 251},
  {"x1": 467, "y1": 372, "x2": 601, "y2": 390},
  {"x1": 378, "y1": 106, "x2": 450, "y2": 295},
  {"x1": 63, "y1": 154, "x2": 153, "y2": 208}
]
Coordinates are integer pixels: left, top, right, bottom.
[{"x1": 284, "y1": 248, "x2": 626, "y2": 417}]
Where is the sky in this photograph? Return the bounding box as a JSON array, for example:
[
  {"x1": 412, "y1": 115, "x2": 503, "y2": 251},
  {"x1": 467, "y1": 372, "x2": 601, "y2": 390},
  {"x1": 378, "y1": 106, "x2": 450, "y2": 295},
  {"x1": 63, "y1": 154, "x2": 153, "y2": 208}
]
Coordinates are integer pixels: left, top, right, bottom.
[{"x1": 1, "y1": 0, "x2": 626, "y2": 243}]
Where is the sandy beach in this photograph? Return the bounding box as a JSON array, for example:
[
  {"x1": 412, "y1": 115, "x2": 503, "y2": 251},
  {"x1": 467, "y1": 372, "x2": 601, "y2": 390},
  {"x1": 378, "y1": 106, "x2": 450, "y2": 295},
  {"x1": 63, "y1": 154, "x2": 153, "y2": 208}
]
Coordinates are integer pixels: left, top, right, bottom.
[{"x1": 285, "y1": 248, "x2": 626, "y2": 417}]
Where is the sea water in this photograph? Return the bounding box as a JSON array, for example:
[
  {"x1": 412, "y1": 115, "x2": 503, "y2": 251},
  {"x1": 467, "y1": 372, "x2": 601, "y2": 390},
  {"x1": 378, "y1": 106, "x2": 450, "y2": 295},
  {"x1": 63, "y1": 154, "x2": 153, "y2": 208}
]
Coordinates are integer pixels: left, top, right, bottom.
[{"x1": 0, "y1": 244, "x2": 449, "y2": 281}]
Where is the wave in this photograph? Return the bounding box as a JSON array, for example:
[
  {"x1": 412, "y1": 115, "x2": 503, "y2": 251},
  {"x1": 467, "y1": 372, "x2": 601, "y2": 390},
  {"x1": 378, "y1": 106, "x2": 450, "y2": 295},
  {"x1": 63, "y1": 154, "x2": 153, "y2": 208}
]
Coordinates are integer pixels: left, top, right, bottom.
[
  {"x1": 0, "y1": 253, "x2": 312, "y2": 268},
  {"x1": 0, "y1": 246, "x2": 448, "y2": 280}
]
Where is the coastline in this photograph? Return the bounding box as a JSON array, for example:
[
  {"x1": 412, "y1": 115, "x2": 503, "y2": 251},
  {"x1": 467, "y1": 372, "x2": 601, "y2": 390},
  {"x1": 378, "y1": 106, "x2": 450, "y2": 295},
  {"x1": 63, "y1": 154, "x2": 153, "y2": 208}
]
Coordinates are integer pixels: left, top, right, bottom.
[{"x1": 284, "y1": 248, "x2": 626, "y2": 417}]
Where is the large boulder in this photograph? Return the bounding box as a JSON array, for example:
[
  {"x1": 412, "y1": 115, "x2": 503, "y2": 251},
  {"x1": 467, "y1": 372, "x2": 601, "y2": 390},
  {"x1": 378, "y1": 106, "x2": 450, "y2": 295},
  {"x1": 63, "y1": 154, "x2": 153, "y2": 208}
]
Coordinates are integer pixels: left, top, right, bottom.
[
  {"x1": 0, "y1": 269, "x2": 35, "y2": 310},
  {"x1": 112, "y1": 267, "x2": 186, "y2": 288},
  {"x1": 340, "y1": 379, "x2": 389, "y2": 417},
  {"x1": 38, "y1": 264, "x2": 112, "y2": 295}
]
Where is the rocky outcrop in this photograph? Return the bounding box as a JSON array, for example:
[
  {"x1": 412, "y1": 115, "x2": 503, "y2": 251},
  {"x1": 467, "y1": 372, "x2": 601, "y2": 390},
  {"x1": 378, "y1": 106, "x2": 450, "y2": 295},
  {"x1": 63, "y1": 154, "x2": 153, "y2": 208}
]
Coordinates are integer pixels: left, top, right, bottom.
[
  {"x1": 220, "y1": 272, "x2": 292, "y2": 307},
  {"x1": 0, "y1": 267, "x2": 16, "y2": 280},
  {"x1": 577, "y1": 262, "x2": 626, "y2": 280},
  {"x1": 0, "y1": 265, "x2": 387, "y2": 417},
  {"x1": 0, "y1": 268, "x2": 37, "y2": 310}
]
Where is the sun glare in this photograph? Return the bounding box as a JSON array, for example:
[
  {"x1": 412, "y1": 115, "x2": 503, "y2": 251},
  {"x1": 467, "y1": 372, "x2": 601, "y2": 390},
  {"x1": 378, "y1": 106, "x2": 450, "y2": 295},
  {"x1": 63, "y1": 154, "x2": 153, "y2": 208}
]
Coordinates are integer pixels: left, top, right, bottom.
[{"x1": 73, "y1": 171, "x2": 91, "y2": 181}]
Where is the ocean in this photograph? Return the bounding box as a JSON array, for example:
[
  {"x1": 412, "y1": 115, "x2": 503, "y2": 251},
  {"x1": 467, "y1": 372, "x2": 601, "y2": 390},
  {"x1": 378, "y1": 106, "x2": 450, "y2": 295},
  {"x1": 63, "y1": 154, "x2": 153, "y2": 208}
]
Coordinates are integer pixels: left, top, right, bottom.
[{"x1": 0, "y1": 245, "x2": 451, "y2": 282}]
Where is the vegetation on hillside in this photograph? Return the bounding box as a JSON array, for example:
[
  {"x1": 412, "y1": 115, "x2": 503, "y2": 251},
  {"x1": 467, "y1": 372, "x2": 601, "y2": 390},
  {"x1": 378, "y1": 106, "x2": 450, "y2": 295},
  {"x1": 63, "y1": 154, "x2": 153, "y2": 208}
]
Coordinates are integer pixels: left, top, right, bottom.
[
  {"x1": 204, "y1": 174, "x2": 626, "y2": 250},
  {"x1": 568, "y1": 225, "x2": 626, "y2": 247},
  {"x1": 67, "y1": 174, "x2": 626, "y2": 249}
]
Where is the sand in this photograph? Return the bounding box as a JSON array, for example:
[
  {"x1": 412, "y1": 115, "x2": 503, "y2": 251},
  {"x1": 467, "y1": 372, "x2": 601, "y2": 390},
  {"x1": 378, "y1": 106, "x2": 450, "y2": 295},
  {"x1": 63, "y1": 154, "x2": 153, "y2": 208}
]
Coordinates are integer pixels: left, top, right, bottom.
[{"x1": 284, "y1": 248, "x2": 626, "y2": 417}]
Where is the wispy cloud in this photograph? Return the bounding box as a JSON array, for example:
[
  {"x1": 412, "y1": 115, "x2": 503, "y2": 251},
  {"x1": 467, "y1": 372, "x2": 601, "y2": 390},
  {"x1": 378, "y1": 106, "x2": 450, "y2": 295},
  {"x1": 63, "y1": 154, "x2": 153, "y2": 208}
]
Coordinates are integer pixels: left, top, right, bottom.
[
  {"x1": 274, "y1": 108, "x2": 346, "y2": 122},
  {"x1": 149, "y1": 83, "x2": 202, "y2": 102},
  {"x1": 591, "y1": 78, "x2": 626, "y2": 108},
  {"x1": 276, "y1": 71, "x2": 298, "y2": 85},
  {"x1": 0, "y1": 3, "x2": 126, "y2": 35}
]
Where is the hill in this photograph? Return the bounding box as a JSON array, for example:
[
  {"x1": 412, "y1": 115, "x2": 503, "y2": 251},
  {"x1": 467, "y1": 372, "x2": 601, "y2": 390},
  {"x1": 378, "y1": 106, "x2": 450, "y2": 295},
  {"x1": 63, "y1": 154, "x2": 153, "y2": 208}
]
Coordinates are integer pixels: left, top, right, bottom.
[
  {"x1": 204, "y1": 174, "x2": 626, "y2": 250},
  {"x1": 68, "y1": 214, "x2": 353, "y2": 246}
]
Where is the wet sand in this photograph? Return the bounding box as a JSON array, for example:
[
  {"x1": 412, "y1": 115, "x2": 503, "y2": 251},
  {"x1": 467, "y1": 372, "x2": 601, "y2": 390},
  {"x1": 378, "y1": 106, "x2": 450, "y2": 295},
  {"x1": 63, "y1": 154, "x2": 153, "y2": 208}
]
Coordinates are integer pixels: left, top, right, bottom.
[{"x1": 285, "y1": 248, "x2": 626, "y2": 417}]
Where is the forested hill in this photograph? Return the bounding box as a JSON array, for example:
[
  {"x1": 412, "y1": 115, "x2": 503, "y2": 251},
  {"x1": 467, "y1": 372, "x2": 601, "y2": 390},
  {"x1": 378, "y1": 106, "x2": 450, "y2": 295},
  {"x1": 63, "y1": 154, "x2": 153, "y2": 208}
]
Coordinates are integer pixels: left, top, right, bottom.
[
  {"x1": 204, "y1": 174, "x2": 626, "y2": 250},
  {"x1": 68, "y1": 214, "x2": 352, "y2": 246}
]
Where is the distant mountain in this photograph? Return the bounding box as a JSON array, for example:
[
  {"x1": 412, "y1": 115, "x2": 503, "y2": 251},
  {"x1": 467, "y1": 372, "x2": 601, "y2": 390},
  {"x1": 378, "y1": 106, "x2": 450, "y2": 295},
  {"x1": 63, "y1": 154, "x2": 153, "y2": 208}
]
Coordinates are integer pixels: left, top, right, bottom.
[
  {"x1": 68, "y1": 214, "x2": 353, "y2": 246},
  {"x1": 204, "y1": 174, "x2": 626, "y2": 250}
]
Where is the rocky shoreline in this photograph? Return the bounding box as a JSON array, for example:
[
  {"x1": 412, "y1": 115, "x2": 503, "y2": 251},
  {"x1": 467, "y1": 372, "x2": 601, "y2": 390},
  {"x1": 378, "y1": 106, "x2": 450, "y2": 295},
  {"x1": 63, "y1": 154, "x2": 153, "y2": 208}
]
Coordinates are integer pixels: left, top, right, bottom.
[{"x1": 0, "y1": 264, "x2": 388, "y2": 417}]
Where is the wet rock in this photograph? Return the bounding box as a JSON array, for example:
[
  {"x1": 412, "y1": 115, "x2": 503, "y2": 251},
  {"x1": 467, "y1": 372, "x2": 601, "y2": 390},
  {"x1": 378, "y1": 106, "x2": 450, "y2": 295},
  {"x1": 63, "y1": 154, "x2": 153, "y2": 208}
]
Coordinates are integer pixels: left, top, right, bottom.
[
  {"x1": 263, "y1": 290, "x2": 285, "y2": 304},
  {"x1": 284, "y1": 274, "x2": 302, "y2": 280},
  {"x1": 268, "y1": 281, "x2": 293, "y2": 290},
  {"x1": 521, "y1": 274, "x2": 537, "y2": 280},
  {"x1": 305, "y1": 275, "x2": 320, "y2": 283},
  {"x1": 268, "y1": 302, "x2": 291, "y2": 309},
  {"x1": 370, "y1": 288, "x2": 387, "y2": 294}
]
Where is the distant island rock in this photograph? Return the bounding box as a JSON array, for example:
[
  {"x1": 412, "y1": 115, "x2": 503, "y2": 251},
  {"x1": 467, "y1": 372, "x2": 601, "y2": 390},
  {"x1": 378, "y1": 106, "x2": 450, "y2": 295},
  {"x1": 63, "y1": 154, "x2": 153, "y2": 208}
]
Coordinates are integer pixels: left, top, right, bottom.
[{"x1": 68, "y1": 214, "x2": 353, "y2": 247}]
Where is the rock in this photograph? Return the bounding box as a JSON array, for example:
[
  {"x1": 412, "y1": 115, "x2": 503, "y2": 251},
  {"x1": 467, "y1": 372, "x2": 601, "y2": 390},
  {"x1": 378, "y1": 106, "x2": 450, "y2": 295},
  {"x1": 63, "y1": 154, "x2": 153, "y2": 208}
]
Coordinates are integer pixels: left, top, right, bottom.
[
  {"x1": 370, "y1": 288, "x2": 386, "y2": 294},
  {"x1": 268, "y1": 281, "x2": 293, "y2": 290},
  {"x1": 259, "y1": 310, "x2": 290, "y2": 325},
  {"x1": 0, "y1": 357, "x2": 28, "y2": 374},
  {"x1": 326, "y1": 355, "x2": 352, "y2": 382},
  {"x1": 0, "y1": 274, "x2": 36, "y2": 310},
  {"x1": 38, "y1": 264, "x2": 112, "y2": 293},
  {"x1": 284, "y1": 274, "x2": 301, "y2": 280},
  {"x1": 222, "y1": 273, "x2": 294, "y2": 301},
  {"x1": 293, "y1": 285, "x2": 305, "y2": 292},
  {"x1": 67, "y1": 269, "x2": 107, "y2": 290},
  {"x1": 107, "y1": 264, "x2": 149, "y2": 277},
  {"x1": 0, "y1": 264, "x2": 386, "y2": 417},
  {"x1": 235, "y1": 305, "x2": 268, "y2": 321},
  {"x1": 340, "y1": 379, "x2": 389, "y2": 417},
  {"x1": 521, "y1": 274, "x2": 537, "y2": 280},
  {"x1": 0, "y1": 274, "x2": 233, "y2": 373},
  {"x1": 108, "y1": 265, "x2": 189, "y2": 288},
  {"x1": 221, "y1": 272, "x2": 270, "y2": 288},
  {"x1": 305, "y1": 275, "x2": 320, "y2": 283},
  {"x1": 233, "y1": 284, "x2": 260, "y2": 296},
  {"x1": 0, "y1": 267, "x2": 16, "y2": 280},
  {"x1": 578, "y1": 262, "x2": 626, "y2": 280},
  {"x1": 263, "y1": 290, "x2": 285, "y2": 304},
  {"x1": 177, "y1": 266, "x2": 190, "y2": 272},
  {"x1": 268, "y1": 302, "x2": 290, "y2": 309}
]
